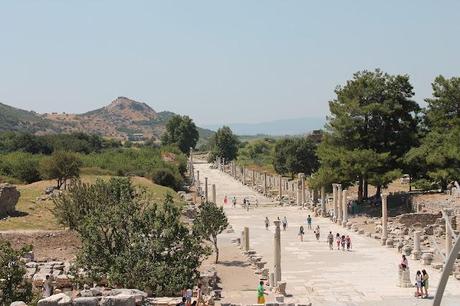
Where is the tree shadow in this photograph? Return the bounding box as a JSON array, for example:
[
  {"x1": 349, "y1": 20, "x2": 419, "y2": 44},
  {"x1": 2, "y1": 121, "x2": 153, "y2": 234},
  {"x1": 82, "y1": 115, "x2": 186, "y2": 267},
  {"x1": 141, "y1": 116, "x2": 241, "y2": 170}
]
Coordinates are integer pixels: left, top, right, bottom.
[
  {"x1": 218, "y1": 260, "x2": 251, "y2": 268},
  {"x1": 4, "y1": 210, "x2": 29, "y2": 218}
]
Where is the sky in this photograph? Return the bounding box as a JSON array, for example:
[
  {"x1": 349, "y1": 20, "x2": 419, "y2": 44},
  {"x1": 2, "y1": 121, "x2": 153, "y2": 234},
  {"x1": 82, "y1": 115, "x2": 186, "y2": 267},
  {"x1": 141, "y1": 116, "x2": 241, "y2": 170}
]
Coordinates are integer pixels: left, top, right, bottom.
[{"x1": 0, "y1": 1, "x2": 459, "y2": 125}]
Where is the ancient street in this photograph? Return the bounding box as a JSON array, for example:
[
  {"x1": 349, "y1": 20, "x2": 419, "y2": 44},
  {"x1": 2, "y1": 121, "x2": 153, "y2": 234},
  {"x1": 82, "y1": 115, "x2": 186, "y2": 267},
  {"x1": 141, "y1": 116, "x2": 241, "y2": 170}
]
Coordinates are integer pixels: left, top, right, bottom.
[{"x1": 194, "y1": 162, "x2": 460, "y2": 305}]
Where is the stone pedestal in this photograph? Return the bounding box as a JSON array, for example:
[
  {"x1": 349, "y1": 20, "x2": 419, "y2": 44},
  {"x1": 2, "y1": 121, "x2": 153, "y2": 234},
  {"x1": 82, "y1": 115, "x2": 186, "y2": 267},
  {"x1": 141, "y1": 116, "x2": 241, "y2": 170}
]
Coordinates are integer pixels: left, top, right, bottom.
[
  {"x1": 273, "y1": 220, "x2": 281, "y2": 283},
  {"x1": 398, "y1": 267, "x2": 413, "y2": 288},
  {"x1": 422, "y1": 252, "x2": 434, "y2": 265}
]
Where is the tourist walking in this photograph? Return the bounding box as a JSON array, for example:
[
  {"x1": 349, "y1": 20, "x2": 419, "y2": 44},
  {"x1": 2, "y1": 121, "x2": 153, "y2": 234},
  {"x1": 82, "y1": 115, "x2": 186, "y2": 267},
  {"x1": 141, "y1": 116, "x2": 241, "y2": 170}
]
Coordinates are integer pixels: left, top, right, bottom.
[
  {"x1": 415, "y1": 270, "x2": 423, "y2": 297},
  {"x1": 346, "y1": 235, "x2": 352, "y2": 250},
  {"x1": 314, "y1": 226, "x2": 320, "y2": 241},
  {"x1": 224, "y1": 195, "x2": 228, "y2": 205},
  {"x1": 257, "y1": 280, "x2": 268, "y2": 304},
  {"x1": 422, "y1": 269, "x2": 429, "y2": 298},
  {"x1": 265, "y1": 217, "x2": 269, "y2": 230},
  {"x1": 307, "y1": 215, "x2": 312, "y2": 229},
  {"x1": 232, "y1": 196, "x2": 236, "y2": 208},
  {"x1": 341, "y1": 235, "x2": 346, "y2": 251},
  {"x1": 299, "y1": 226, "x2": 305, "y2": 242},
  {"x1": 327, "y1": 231, "x2": 334, "y2": 250},
  {"x1": 336, "y1": 233, "x2": 341, "y2": 250},
  {"x1": 282, "y1": 216, "x2": 288, "y2": 231}
]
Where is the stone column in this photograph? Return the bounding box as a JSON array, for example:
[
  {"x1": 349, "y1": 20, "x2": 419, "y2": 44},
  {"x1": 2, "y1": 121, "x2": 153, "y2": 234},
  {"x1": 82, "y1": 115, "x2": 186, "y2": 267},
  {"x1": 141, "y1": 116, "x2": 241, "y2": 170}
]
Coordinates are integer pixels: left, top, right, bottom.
[
  {"x1": 189, "y1": 147, "x2": 194, "y2": 177},
  {"x1": 204, "y1": 177, "x2": 208, "y2": 202},
  {"x1": 342, "y1": 189, "x2": 348, "y2": 226},
  {"x1": 273, "y1": 220, "x2": 281, "y2": 283},
  {"x1": 244, "y1": 227, "x2": 249, "y2": 251},
  {"x1": 381, "y1": 193, "x2": 388, "y2": 245},
  {"x1": 296, "y1": 178, "x2": 302, "y2": 206},
  {"x1": 252, "y1": 170, "x2": 255, "y2": 186},
  {"x1": 212, "y1": 184, "x2": 216, "y2": 204},
  {"x1": 412, "y1": 231, "x2": 421, "y2": 259},
  {"x1": 321, "y1": 186, "x2": 326, "y2": 216},
  {"x1": 332, "y1": 184, "x2": 338, "y2": 221},
  {"x1": 278, "y1": 176, "x2": 283, "y2": 200},
  {"x1": 446, "y1": 215, "x2": 453, "y2": 257},
  {"x1": 299, "y1": 173, "x2": 305, "y2": 205},
  {"x1": 196, "y1": 170, "x2": 200, "y2": 187},
  {"x1": 263, "y1": 172, "x2": 267, "y2": 196},
  {"x1": 337, "y1": 184, "x2": 342, "y2": 224},
  {"x1": 242, "y1": 167, "x2": 245, "y2": 184}
]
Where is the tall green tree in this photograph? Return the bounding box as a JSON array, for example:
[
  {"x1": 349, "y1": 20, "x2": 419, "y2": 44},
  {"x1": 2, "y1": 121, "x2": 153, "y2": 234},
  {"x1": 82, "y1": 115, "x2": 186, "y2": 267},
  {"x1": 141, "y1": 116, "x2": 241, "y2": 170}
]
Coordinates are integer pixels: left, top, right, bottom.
[
  {"x1": 193, "y1": 201, "x2": 228, "y2": 263},
  {"x1": 405, "y1": 76, "x2": 460, "y2": 190},
  {"x1": 208, "y1": 126, "x2": 239, "y2": 162},
  {"x1": 161, "y1": 115, "x2": 199, "y2": 154},
  {"x1": 315, "y1": 69, "x2": 420, "y2": 199},
  {"x1": 273, "y1": 137, "x2": 319, "y2": 177}
]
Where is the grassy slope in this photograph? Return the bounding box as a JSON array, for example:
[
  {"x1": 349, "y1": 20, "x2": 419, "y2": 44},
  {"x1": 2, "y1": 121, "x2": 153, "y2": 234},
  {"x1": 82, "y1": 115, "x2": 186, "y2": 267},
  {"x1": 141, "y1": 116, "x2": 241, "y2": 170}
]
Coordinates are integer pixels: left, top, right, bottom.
[{"x1": 0, "y1": 175, "x2": 182, "y2": 231}]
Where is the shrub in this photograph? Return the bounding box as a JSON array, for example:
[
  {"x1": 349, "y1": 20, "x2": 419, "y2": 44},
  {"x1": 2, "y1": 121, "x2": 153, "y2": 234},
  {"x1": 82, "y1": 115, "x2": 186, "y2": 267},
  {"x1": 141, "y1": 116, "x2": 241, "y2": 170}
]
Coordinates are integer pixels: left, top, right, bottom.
[
  {"x1": 151, "y1": 168, "x2": 182, "y2": 190},
  {"x1": 53, "y1": 178, "x2": 208, "y2": 295},
  {"x1": 0, "y1": 240, "x2": 33, "y2": 305}
]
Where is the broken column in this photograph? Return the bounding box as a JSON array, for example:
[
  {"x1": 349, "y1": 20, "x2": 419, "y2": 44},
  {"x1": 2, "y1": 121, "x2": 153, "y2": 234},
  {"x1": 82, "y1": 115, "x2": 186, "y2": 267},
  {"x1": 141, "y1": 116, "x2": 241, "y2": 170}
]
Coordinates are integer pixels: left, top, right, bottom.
[
  {"x1": 381, "y1": 193, "x2": 388, "y2": 245},
  {"x1": 244, "y1": 227, "x2": 250, "y2": 252},
  {"x1": 212, "y1": 184, "x2": 216, "y2": 204},
  {"x1": 412, "y1": 231, "x2": 422, "y2": 260},
  {"x1": 196, "y1": 170, "x2": 200, "y2": 188},
  {"x1": 342, "y1": 189, "x2": 348, "y2": 226},
  {"x1": 273, "y1": 220, "x2": 281, "y2": 283},
  {"x1": 252, "y1": 170, "x2": 256, "y2": 186}
]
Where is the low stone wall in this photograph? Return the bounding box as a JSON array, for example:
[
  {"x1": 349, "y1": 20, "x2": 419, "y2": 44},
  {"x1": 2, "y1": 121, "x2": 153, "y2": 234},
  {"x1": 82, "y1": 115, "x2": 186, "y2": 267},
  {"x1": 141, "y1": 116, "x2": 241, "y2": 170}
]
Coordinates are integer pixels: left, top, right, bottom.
[{"x1": 0, "y1": 183, "x2": 20, "y2": 217}]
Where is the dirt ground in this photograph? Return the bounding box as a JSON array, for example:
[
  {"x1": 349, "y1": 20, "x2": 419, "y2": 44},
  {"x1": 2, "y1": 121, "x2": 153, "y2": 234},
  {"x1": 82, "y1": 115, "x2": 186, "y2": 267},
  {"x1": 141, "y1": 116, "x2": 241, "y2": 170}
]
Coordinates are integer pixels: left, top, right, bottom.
[{"x1": 0, "y1": 230, "x2": 80, "y2": 261}]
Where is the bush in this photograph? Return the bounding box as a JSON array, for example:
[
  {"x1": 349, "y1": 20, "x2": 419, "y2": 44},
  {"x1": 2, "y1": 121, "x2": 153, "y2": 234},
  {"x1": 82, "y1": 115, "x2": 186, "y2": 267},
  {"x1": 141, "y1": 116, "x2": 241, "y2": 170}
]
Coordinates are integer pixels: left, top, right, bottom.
[
  {"x1": 151, "y1": 168, "x2": 182, "y2": 190},
  {"x1": 53, "y1": 178, "x2": 209, "y2": 295},
  {"x1": 0, "y1": 240, "x2": 33, "y2": 305},
  {"x1": 0, "y1": 152, "x2": 42, "y2": 183}
]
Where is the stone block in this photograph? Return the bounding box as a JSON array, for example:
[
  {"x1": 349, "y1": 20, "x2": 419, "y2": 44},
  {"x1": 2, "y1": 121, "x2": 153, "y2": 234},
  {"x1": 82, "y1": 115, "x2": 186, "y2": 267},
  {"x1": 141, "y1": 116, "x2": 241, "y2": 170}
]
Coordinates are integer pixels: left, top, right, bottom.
[
  {"x1": 0, "y1": 183, "x2": 20, "y2": 217},
  {"x1": 109, "y1": 289, "x2": 147, "y2": 305},
  {"x1": 37, "y1": 293, "x2": 72, "y2": 306},
  {"x1": 73, "y1": 297, "x2": 99, "y2": 306},
  {"x1": 11, "y1": 302, "x2": 27, "y2": 306},
  {"x1": 100, "y1": 295, "x2": 135, "y2": 306}
]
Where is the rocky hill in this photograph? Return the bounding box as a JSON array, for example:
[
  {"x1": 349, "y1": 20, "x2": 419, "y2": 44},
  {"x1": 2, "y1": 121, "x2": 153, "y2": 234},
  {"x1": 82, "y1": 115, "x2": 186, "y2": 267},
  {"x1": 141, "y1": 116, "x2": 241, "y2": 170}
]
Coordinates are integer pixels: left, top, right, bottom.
[{"x1": 0, "y1": 97, "x2": 213, "y2": 142}]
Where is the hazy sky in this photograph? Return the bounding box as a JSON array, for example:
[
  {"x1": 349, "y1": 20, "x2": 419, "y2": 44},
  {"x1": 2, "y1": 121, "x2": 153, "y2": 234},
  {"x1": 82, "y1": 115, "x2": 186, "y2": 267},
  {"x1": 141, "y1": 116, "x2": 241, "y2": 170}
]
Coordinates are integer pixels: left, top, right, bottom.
[{"x1": 1, "y1": 1, "x2": 459, "y2": 125}]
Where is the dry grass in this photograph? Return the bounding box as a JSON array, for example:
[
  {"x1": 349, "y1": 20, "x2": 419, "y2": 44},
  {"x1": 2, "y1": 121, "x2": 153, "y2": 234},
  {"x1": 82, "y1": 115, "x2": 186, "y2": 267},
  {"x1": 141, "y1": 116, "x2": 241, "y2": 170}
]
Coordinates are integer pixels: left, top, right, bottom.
[{"x1": 0, "y1": 175, "x2": 182, "y2": 231}]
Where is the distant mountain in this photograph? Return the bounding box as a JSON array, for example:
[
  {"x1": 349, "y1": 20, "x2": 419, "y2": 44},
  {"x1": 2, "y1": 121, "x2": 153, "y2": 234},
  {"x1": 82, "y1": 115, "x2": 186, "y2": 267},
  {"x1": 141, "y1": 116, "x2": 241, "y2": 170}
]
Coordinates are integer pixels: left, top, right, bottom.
[
  {"x1": 0, "y1": 97, "x2": 214, "y2": 142},
  {"x1": 203, "y1": 117, "x2": 326, "y2": 136}
]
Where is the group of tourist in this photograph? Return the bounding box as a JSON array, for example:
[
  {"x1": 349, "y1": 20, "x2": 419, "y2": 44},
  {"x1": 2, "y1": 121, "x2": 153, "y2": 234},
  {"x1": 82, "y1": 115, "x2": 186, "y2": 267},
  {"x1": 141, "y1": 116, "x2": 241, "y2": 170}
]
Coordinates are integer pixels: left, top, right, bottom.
[
  {"x1": 223, "y1": 195, "x2": 258, "y2": 210},
  {"x1": 326, "y1": 231, "x2": 352, "y2": 251},
  {"x1": 177, "y1": 284, "x2": 203, "y2": 306},
  {"x1": 399, "y1": 255, "x2": 430, "y2": 298}
]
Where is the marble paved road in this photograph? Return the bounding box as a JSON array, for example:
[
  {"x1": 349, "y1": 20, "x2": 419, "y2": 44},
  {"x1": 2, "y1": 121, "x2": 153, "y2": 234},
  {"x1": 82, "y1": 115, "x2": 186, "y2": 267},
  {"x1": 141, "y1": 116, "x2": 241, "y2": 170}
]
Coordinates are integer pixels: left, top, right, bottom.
[{"x1": 195, "y1": 163, "x2": 460, "y2": 305}]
